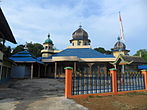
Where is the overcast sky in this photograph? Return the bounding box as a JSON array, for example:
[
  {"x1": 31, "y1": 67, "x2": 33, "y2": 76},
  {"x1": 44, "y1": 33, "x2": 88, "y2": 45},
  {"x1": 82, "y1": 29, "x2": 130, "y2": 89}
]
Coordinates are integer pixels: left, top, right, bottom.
[{"x1": 2, "y1": 0, "x2": 147, "y2": 55}]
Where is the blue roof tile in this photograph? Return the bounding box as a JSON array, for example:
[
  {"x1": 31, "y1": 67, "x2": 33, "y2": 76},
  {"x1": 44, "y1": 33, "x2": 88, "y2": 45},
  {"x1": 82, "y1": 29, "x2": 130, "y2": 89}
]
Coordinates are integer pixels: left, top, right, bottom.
[
  {"x1": 43, "y1": 48, "x2": 114, "y2": 59},
  {"x1": 10, "y1": 50, "x2": 43, "y2": 64},
  {"x1": 138, "y1": 65, "x2": 147, "y2": 69}
]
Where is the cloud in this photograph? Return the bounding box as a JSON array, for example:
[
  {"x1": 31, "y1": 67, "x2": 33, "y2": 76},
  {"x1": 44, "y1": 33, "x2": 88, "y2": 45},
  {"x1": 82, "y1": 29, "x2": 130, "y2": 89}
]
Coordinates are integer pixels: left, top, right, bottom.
[{"x1": 2, "y1": 0, "x2": 147, "y2": 55}]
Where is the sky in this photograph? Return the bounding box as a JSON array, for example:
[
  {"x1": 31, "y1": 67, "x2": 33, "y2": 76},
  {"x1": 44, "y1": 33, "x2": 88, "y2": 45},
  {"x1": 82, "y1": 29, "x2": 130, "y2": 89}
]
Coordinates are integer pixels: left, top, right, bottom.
[{"x1": 1, "y1": 0, "x2": 147, "y2": 55}]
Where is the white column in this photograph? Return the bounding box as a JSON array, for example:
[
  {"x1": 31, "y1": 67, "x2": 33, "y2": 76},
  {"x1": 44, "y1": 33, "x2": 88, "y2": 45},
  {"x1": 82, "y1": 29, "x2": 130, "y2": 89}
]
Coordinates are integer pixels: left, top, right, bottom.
[
  {"x1": 55, "y1": 62, "x2": 57, "y2": 79},
  {"x1": 74, "y1": 62, "x2": 77, "y2": 74},
  {"x1": 31, "y1": 63, "x2": 33, "y2": 79},
  {"x1": 122, "y1": 65, "x2": 125, "y2": 73}
]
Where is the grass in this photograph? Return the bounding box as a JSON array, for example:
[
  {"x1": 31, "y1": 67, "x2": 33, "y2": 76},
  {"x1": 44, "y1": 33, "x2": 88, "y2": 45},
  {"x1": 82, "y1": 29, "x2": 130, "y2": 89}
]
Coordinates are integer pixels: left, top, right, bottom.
[{"x1": 86, "y1": 92, "x2": 147, "y2": 98}]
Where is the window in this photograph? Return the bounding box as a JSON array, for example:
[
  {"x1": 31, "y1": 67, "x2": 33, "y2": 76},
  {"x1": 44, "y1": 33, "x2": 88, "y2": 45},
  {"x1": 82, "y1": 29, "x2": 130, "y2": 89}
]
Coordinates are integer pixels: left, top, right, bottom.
[
  {"x1": 78, "y1": 41, "x2": 81, "y2": 45},
  {"x1": 45, "y1": 46, "x2": 48, "y2": 50}
]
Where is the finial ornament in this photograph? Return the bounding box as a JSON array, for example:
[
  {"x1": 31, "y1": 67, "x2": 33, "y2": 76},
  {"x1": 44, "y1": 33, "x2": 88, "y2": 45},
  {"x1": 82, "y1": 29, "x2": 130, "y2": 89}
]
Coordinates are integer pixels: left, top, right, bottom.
[
  {"x1": 48, "y1": 33, "x2": 50, "y2": 38},
  {"x1": 79, "y1": 25, "x2": 82, "y2": 28},
  {"x1": 24, "y1": 42, "x2": 28, "y2": 50},
  {"x1": 117, "y1": 36, "x2": 120, "y2": 41}
]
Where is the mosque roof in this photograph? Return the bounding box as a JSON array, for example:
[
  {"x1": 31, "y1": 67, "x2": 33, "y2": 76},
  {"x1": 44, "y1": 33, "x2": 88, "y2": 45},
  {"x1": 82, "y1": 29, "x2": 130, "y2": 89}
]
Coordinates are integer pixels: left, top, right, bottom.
[
  {"x1": 71, "y1": 25, "x2": 89, "y2": 40},
  {"x1": 111, "y1": 37, "x2": 129, "y2": 52},
  {"x1": 43, "y1": 48, "x2": 114, "y2": 59},
  {"x1": 0, "y1": 8, "x2": 16, "y2": 44},
  {"x1": 44, "y1": 34, "x2": 53, "y2": 44},
  {"x1": 10, "y1": 50, "x2": 43, "y2": 64}
]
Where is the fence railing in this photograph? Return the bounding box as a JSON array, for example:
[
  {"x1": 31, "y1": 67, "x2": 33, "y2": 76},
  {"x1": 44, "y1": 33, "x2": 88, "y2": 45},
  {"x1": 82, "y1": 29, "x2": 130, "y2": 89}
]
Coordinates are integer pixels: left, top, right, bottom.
[
  {"x1": 117, "y1": 72, "x2": 145, "y2": 92},
  {"x1": 64, "y1": 67, "x2": 147, "y2": 98},
  {"x1": 72, "y1": 72, "x2": 112, "y2": 95}
]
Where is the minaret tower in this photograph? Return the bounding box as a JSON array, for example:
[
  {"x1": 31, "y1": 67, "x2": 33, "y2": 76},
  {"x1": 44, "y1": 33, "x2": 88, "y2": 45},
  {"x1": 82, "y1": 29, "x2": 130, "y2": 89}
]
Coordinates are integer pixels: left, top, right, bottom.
[
  {"x1": 69, "y1": 25, "x2": 91, "y2": 47},
  {"x1": 111, "y1": 37, "x2": 130, "y2": 58},
  {"x1": 41, "y1": 34, "x2": 54, "y2": 57}
]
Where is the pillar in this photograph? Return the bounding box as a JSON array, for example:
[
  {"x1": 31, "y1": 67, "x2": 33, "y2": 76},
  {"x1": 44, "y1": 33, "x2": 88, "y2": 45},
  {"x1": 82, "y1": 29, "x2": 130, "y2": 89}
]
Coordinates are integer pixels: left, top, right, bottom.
[
  {"x1": 74, "y1": 62, "x2": 76, "y2": 74},
  {"x1": 55, "y1": 62, "x2": 57, "y2": 79},
  {"x1": 64, "y1": 67, "x2": 73, "y2": 98},
  {"x1": 0, "y1": 65, "x2": 3, "y2": 80},
  {"x1": 31, "y1": 63, "x2": 33, "y2": 79},
  {"x1": 141, "y1": 70, "x2": 147, "y2": 91},
  {"x1": 109, "y1": 68, "x2": 117, "y2": 94}
]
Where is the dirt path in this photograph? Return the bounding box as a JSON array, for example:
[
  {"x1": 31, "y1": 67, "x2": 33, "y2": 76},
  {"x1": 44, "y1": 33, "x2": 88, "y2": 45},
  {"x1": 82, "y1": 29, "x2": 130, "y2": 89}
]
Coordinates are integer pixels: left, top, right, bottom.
[{"x1": 0, "y1": 79, "x2": 87, "y2": 110}]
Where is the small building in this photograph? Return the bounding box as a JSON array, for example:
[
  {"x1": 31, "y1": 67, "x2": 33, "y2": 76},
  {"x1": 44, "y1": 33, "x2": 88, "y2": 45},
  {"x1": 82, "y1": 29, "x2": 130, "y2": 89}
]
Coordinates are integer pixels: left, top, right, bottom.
[{"x1": 10, "y1": 50, "x2": 43, "y2": 79}]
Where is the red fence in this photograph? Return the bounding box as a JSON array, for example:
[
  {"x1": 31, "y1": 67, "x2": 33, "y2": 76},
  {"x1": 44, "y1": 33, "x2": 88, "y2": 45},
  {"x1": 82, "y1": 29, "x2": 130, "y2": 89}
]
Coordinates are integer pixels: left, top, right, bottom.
[{"x1": 64, "y1": 67, "x2": 147, "y2": 98}]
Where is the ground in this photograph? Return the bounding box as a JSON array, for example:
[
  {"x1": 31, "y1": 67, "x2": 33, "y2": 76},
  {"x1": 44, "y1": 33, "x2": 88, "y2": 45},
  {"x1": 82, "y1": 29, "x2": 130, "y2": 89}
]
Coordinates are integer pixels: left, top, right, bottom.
[
  {"x1": 1, "y1": 79, "x2": 147, "y2": 110},
  {"x1": 0, "y1": 79, "x2": 87, "y2": 110},
  {"x1": 74, "y1": 92, "x2": 147, "y2": 110}
]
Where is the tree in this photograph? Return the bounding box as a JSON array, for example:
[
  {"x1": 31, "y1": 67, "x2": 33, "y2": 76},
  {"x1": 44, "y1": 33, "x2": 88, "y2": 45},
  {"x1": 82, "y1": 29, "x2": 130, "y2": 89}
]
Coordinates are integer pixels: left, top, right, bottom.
[
  {"x1": 27, "y1": 42, "x2": 44, "y2": 57},
  {"x1": 12, "y1": 45, "x2": 24, "y2": 54},
  {"x1": 94, "y1": 47, "x2": 112, "y2": 55},
  {"x1": 12, "y1": 42, "x2": 43, "y2": 57},
  {"x1": 134, "y1": 49, "x2": 147, "y2": 61}
]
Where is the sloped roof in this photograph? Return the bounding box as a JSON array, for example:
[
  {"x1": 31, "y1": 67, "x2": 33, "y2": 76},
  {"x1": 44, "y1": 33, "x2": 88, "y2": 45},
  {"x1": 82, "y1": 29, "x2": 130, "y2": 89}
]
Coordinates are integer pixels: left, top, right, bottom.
[
  {"x1": 43, "y1": 48, "x2": 114, "y2": 59},
  {"x1": 121, "y1": 55, "x2": 145, "y2": 63},
  {"x1": 10, "y1": 50, "x2": 43, "y2": 64},
  {"x1": 112, "y1": 54, "x2": 146, "y2": 65},
  {"x1": 0, "y1": 8, "x2": 16, "y2": 44}
]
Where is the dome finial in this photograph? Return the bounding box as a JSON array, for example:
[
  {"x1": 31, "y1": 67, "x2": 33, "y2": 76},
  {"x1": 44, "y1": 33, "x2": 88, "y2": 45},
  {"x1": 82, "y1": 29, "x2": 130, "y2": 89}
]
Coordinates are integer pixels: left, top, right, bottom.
[
  {"x1": 79, "y1": 25, "x2": 82, "y2": 28},
  {"x1": 117, "y1": 36, "x2": 120, "y2": 41},
  {"x1": 48, "y1": 33, "x2": 50, "y2": 39}
]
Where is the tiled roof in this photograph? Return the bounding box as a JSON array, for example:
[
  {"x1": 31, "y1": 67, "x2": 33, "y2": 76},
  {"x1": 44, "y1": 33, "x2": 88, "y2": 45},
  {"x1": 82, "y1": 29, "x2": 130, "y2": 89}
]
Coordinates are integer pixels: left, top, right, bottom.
[
  {"x1": 10, "y1": 50, "x2": 43, "y2": 64},
  {"x1": 43, "y1": 48, "x2": 114, "y2": 59},
  {"x1": 120, "y1": 55, "x2": 145, "y2": 63}
]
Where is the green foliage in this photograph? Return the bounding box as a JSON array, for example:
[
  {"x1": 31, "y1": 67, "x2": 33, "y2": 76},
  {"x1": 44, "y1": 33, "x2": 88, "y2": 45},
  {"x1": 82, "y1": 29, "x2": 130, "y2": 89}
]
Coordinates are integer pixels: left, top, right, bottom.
[
  {"x1": 94, "y1": 47, "x2": 112, "y2": 55},
  {"x1": 0, "y1": 43, "x2": 12, "y2": 57},
  {"x1": 134, "y1": 49, "x2": 147, "y2": 61},
  {"x1": 12, "y1": 45, "x2": 24, "y2": 54},
  {"x1": 12, "y1": 42, "x2": 43, "y2": 57},
  {"x1": 27, "y1": 42, "x2": 44, "y2": 57}
]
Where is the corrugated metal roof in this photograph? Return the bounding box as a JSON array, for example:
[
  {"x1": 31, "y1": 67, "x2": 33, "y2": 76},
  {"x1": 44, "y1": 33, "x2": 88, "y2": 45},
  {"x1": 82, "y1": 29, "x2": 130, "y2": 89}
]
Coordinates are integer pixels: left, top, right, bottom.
[
  {"x1": 43, "y1": 48, "x2": 114, "y2": 59},
  {"x1": 10, "y1": 50, "x2": 43, "y2": 64},
  {"x1": 138, "y1": 65, "x2": 147, "y2": 69}
]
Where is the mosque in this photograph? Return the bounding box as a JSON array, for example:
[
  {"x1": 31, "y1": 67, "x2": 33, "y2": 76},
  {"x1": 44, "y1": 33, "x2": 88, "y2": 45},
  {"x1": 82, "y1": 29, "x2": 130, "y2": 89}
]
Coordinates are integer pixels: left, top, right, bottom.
[
  {"x1": 38, "y1": 25, "x2": 146, "y2": 78},
  {"x1": 10, "y1": 25, "x2": 146, "y2": 79}
]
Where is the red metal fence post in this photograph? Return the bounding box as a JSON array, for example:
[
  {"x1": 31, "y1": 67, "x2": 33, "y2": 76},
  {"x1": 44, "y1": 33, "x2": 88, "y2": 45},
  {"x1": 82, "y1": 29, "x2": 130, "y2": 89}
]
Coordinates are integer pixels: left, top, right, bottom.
[
  {"x1": 64, "y1": 67, "x2": 73, "y2": 98},
  {"x1": 109, "y1": 68, "x2": 118, "y2": 94},
  {"x1": 141, "y1": 70, "x2": 147, "y2": 91}
]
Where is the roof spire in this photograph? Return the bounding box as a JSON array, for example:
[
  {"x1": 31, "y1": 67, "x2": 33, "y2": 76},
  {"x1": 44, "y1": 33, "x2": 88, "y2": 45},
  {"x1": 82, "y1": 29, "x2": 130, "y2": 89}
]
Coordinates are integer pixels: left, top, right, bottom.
[
  {"x1": 48, "y1": 33, "x2": 50, "y2": 39},
  {"x1": 117, "y1": 36, "x2": 120, "y2": 41},
  {"x1": 24, "y1": 42, "x2": 28, "y2": 50},
  {"x1": 79, "y1": 25, "x2": 82, "y2": 28}
]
